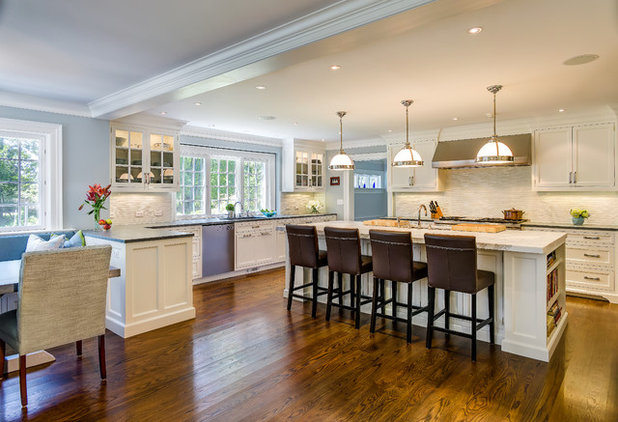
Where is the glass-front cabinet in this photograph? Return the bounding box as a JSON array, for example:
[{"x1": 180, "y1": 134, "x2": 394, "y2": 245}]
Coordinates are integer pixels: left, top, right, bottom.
[
  {"x1": 294, "y1": 149, "x2": 324, "y2": 190},
  {"x1": 111, "y1": 123, "x2": 180, "y2": 192},
  {"x1": 282, "y1": 139, "x2": 326, "y2": 192}
]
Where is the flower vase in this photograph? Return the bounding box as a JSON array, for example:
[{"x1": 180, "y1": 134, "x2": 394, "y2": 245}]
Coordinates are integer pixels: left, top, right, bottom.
[
  {"x1": 572, "y1": 216, "x2": 585, "y2": 226},
  {"x1": 93, "y1": 209, "x2": 102, "y2": 231}
]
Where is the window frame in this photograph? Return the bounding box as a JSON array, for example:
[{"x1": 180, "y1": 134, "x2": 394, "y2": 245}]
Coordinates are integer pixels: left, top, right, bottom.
[
  {"x1": 176, "y1": 145, "x2": 275, "y2": 219},
  {"x1": 0, "y1": 118, "x2": 62, "y2": 232}
]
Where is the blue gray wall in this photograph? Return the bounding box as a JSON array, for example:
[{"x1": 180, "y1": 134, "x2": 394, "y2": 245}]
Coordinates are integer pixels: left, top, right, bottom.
[
  {"x1": 354, "y1": 159, "x2": 387, "y2": 221},
  {"x1": 0, "y1": 106, "x2": 110, "y2": 229}
]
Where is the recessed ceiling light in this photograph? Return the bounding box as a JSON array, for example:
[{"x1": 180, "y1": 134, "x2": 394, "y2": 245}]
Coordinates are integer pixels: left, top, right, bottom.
[
  {"x1": 160, "y1": 112, "x2": 167, "y2": 115},
  {"x1": 558, "y1": 108, "x2": 566, "y2": 112},
  {"x1": 255, "y1": 85, "x2": 266, "y2": 90},
  {"x1": 330, "y1": 65, "x2": 341, "y2": 70},
  {"x1": 259, "y1": 115, "x2": 276, "y2": 120},
  {"x1": 452, "y1": 117, "x2": 459, "y2": 121},
  {"x1": 563, "y1": 54, "x2": 599, "y2": 66},
  {"x1": 387, "y1": 129, "x2": 393, "y2": 133},
  {"x1": 467, "y1": 26, "x2": 483, "y2": 34},
  {"x1": 194, "y1": 102, "x2": 202, "y2": 106}
]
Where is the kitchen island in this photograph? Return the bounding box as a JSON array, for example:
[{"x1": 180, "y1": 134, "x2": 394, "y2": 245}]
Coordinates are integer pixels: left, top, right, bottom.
[{"x1": 285, "y1": 221, "x2": 568, "y2": 362}]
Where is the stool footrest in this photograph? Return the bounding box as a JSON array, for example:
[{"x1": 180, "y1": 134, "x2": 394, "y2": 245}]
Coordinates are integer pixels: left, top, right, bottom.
[
  {"x1": 291, "y1": 282, "x2": 315, "y2": 291},
  {"x1": 432, "y1": 326, "x2": 473, "y2": 339}
]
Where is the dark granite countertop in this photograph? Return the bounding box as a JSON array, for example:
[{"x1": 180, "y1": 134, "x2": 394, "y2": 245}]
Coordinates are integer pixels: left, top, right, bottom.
[
  {"x1": 149, "y1": 213, "x2": 337, "y2": 229},
  {"x1": 83, "y1": 227, "x2": 194, "y2": 243},
  {"x1": 521, "y1": 222, "x2": 618, "y2": 231}
]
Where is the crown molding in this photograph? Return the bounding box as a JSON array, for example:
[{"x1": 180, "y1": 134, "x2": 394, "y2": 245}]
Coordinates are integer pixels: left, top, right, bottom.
[
  {"x1": 112, "y1": 114, "x2": 188, "y2": 131},
  {"x1": 0, "y1": 90, "x2": 91, "y2": 118},
  {"x1": 181, "y1": 125, "x2": 283, "y2": 147},
  {"x1": 87, "y1": 0, "x2": 435, "y2": 119}
]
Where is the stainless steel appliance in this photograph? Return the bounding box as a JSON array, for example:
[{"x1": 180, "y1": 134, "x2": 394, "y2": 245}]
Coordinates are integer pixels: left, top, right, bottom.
[{"x1": 202, "y1": 224, "x2": 235, "y2": 276}]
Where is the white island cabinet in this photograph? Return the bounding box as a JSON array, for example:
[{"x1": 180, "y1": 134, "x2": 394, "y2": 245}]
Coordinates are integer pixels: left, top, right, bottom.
[
  {"x1": 85, "y1": 228, "x2": 196, "y2": 338},
  {"x1": 286, "y1": 221, "x2": 568, "y2": 362}
]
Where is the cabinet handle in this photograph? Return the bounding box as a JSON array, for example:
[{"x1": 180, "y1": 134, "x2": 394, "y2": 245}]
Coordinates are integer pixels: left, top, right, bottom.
[
  {"x1": 573, "y1": 171, "x2": 577, "y2": 184},
  {"x1": 583, "y1": 236, "x2": 600, "y2": 240},
  {"x1": 584, "y1": 276, "x2": 601, "y2": 281},
  {"x1": 568, "y1": 172, "x2": 572, "y2": 184},
  {"x1": 584, "y1": 253, "x2": 601, "y2": 258}
]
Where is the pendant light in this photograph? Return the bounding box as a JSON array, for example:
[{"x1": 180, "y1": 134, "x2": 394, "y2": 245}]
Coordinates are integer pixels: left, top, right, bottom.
[
  {"x1": 475, "y1": 85, "x2": 514, "y2": 164},
  {"x1": 392, "y1": 100, "x2": 423, "y2": 167},
  {"x1": 328, "y1": 111, "x2": 354, "y2": 170}
]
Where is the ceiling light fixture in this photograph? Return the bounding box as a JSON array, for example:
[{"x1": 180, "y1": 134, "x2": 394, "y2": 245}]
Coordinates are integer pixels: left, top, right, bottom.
[
  {"x1": 330, "y1": 65, "x2": 341, "y2": 70},
  {"x1": 558, "y1": 108, "x2": 566, "y2": 113},
  {"x1": 259, "y1": 115, "x2": 276, "y2": 120},
  {"x1": 392, "y1": 100, "x2": 423, "y2": 167},
  {"x1": 475, "y1": 85, "x2": 514, "y2": 164},
  {"x1": 194, "y1": 102, "x2": 202, "y2": 106},
  {"x1": 160, "y1": 112, "x2": 167, "y2": 115},
  {"x1": 452, "y1": 117, "x2": 459, "y2": 121},
  {"x1": 467, "y1": 26, "x2": 483, "y2": 34},
  {"x1": 256, "y1": 85, "x2": 266, "y2": 90},
  {"x1": 563, "y1": 54, "x2": 599, "y2": 66},
  {"x1": 328, "y1": 111, "x2": 354, "y2": 171}
]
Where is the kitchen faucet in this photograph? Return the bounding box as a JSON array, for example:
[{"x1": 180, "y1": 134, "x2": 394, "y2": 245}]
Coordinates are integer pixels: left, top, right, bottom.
[
  {"x1": 417, "y1": 204, "x2": 428, "y2": 227},
  {"x1": 233, "y1": 201, "x2": 244, "y2": 218}
]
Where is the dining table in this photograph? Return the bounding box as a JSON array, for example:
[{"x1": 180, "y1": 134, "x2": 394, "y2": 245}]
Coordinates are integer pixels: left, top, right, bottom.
[{"x1": 0, "y1": 259, "x2": 120, "y2": 374}]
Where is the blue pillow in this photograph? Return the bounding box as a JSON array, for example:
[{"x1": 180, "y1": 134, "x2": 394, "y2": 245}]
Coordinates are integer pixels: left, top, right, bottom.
[{"x1": 51, "y1": 231, "x2": 86, "y2": 248}]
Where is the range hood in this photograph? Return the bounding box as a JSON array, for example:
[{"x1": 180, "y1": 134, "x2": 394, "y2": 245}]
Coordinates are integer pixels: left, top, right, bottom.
[{"x1": 432, "y1": 133, "x2": 531, "y2": 169}]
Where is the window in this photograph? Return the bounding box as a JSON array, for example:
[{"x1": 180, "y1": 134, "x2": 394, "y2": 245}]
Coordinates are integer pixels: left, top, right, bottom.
[
  {"x1": 176, "y1": 156, "x2": 205, "y2": 216},
  {"x1": 210, "y1": 157, "x2": 238, "y2": 214},
  {"x1": 176, "y1": 145, "x2": 274, "y2": 218},
  {"x1": 355, "y1": 173, "x2": 382, "y2": 189},
  {"x1": 0, "y1": 118, "x2": 62, "y2": 232}
]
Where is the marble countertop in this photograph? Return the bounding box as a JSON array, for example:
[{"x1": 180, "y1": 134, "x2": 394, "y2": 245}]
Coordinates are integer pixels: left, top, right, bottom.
[
  {"x1": 150, "y1": 213, "x2": 337, "y2": 228},
  {"x1": 83, "y1": 226, "x2": 194, "y2": 243},
  {"x1": 521, "y1": 221, "x2": 618, "y2": 231},
  {"x1": 306, "y1": 221, "x2": 566, "y2": 255}
]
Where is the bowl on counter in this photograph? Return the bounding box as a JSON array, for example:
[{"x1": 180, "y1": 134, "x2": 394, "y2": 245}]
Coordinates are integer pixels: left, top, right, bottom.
[{"x1": 261, "y1": 210, "x2": 277, "y2": 218}]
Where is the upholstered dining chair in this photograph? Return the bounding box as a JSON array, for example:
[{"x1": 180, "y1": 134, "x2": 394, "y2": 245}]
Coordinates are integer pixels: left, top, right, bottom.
[{"x1": 0, "y1": 245, "x2": 112, "y2": 407}]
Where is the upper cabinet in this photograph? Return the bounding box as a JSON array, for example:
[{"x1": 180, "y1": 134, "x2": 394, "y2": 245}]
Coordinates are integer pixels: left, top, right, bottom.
[
  {"x1": 533, "y1": 122, "x2": 616, "y2": 191},
  {"x1": 282, "y1": 139, "x2": 326, "y2": 192},
  {"x1": 111, "y1": 117, "x2": 185, "y2": 192},
  {"x1": 387, "y1": 140, "x2": 442, "y2": 192}
]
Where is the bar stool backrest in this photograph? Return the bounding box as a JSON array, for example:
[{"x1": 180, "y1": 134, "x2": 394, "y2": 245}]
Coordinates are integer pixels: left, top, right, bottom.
[
  {"x1": 424, "y1": 234, "x2": 478, "y2": 293},
  {"x1": 286, "y1": 224, "x2": 319, "y2": 268},
  {"x1": 324, "y1": 227, "x2": 362, "y2": 275},
  {"x1": 369, "y1": 230, "x2": 414, "y2": 282}
]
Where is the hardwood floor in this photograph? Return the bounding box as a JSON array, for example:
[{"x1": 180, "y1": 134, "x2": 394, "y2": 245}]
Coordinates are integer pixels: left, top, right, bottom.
[{"x1": 1, "y1": 268, "x2": 616, "y2": 421}]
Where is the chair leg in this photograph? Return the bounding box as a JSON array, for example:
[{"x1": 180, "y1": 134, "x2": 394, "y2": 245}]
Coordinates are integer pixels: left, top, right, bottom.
[
  {"x1": 311, "y1": 268, "x2": 319, "y2": 318},
  {"x1": 0, "y1": 339, "x2": 5, "y2": 380},
  {"x1": 355, "y1": 275, "x2": 362, "y2": 329},
  {"x1": 426, "y1": 287, "x2": 435, "y2": 349},
  {"x1": 370, "y1": 277, "x2": 378, "y2": 333},
  {"x1": 407, "y1": 283, "x2": 413, "y2": 344},
  {"x1": 350, "y1": 274, "x2": 355, "y2": 308},
  {"x1": 326, "y1": 271, "x2": 334, "y2": 321},
  {"x1": 380, "y1": 279, "x2": 386, "y2": 315},
  {"x1": 471, "y1": 293, "x2": 477, "y2": 362},
  {"x1": 76, "y1": 340, "x2": 83, "y2": 356},
  {"x1": 488, "y1": 284, "x2": 495, "y2": 345},
  {"x1": 337, "y1": 272, "x2": 343, "y2": 305},
  {"x1": 19, "y1": 355, "x2": 27, "y2": 407},
  {"x1": 392, "y1": 280, "x2": 398, "y2": 323},
  {"x1": 444, "y1": 289, "x2": 450, "y2": 338},
  {"x1": 98, "y1": 334, "x2": 106, "y2": 380},
  {"x1": 287, "y1": 264, "x2": 296, "y2": 311}
]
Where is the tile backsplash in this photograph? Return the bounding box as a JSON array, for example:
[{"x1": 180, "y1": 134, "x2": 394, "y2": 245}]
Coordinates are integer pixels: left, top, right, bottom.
[
  {"x1": 110, "y1": 192, "x2": 174, "y2": 225},
  {"x1": 394, "y1": 166, "x2": 618, "y2": 225},
  {"x1": 280, "y1": 192, "x2": 326, "y2": 215}
]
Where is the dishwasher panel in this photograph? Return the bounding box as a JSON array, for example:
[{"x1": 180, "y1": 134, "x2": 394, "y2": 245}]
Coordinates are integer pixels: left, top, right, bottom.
[{"x1": 202, "y1": 224, "x2": 235, "y2": 276}]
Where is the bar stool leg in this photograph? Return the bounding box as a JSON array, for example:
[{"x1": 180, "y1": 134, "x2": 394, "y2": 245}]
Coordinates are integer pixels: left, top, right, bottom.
[
  {"x1": 370, "y1": 277, "x2": 379, "y2": 333},
  {"x1": 407, "y1": 283, "x2": 413, "y2": 343},
  {"x1": 311, "y1": 268, "x2": 319, "y2": 319},
  {"x1": 350, "y1": 274, "x2": 355, "y2": 308},
  {"x1": 392, "y1": 280, "x2": 398, "y2": 323},
  {"x1": 380, "y1": 279, "x2": 386, "y2": 315},
  {"x1": 287, "y1": 264, "x2": 296, "y2": 311},
  {"x1": 488, "y1": 284, "x2": 495, "y2": 344},
  {"x1": 355, "y1": 275, "x2": 362, "y2": 329},
  {"x1": 471, "y1": 293, "x2": 477, "y2": 361},
  {"x1": 444, "y1": 289, "x2": 450, "y2": 338},
  {"x1": 326, "y1": 271, "x2": 334, "y2": 321},
  {"x1": 426, "y1": 287, "x2": 435, "y2": 349},
  {"x1": 337, "y1": 272, "x2": 343, "y2": 305}
]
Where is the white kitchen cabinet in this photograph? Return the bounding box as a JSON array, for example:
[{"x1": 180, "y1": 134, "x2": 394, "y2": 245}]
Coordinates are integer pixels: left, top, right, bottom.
[
  {"x1": 111, "y1": 118, "x2": 183, "y2": 192},
  {"x1": 177, "y1": 225, "x2": 202, "y2": 280},
  {"x1": 235, "y1": 221, "x2": 275, "y2": 270},
  {"x1": 282, "y1": 139, "x2": 326, "y2": 192},
  {"x1": 387, "y1": 140, "x2": 441, "y2": 192},
  {"x1": 274, "y1": 219, "x2": 289, "y2": 263},
  {"x1": 533, "y1": 122, "x2": 615, "y2": 191}
]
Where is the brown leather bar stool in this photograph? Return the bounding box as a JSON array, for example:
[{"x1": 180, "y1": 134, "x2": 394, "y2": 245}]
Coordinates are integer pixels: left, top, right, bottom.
[
  {"x1": 324, "y1": 227, "x2": 373, "y2": 329},
  {"x1": 369, "y1": 230, "x2": 429, "y2": 343},
  {"x1": 424, "y1": 234, "x2": 496, "y2": 361},
  {"x1": 286, "y1": 224, "x2": 329, "y2": 318}
]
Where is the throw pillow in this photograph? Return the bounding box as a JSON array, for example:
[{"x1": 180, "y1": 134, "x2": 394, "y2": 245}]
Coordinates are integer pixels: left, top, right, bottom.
[
  {"x1": 51, "y1": 231, "x2": 86, "y2": 248},
  {"x1": 25, "y1": 234, "x2": 65, "y2": 252}
]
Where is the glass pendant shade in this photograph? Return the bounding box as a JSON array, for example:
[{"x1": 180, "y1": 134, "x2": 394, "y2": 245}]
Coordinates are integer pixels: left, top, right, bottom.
[
  {"x1": 392, "y1": 99, "x2": 423, "y2": 167},
  {"x1": 475, "y1": 84, "x2": 514, "y2": 164},
  {"x1": 328, "y1": 111, "x2": 354, "y2": 171}
]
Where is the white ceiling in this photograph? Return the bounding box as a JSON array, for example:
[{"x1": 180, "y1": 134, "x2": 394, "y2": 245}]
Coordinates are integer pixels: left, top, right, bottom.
[
  {"x1": 0, "y1": 0, "x2": 340, "y2": 103},
  {"x1": 148, "y1": 0, "x2": 618, "y2": 142}
]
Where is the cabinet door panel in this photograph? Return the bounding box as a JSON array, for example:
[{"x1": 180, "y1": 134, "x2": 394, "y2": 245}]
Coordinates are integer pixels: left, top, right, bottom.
[
  {"x1": 389, "y1": 144, "x2": 414, "y2": 189},
  {"x1": 534, "y1": 128, "x2": 572, "y2": 188},
  {"x1": 573, "y1": 123, "x2": 615, "y2": 188},
  {"x1": 411, "y1": 141, "x2": 438, "y2": 190}
]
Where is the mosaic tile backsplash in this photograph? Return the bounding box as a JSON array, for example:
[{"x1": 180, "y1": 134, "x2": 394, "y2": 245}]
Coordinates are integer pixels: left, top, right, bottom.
[{"x1": 394, "y1": 166, "x2": 618, "y2": 225}]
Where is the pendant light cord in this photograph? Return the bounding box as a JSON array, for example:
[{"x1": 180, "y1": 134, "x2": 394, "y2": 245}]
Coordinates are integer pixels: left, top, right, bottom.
[
  {"x1": 340, "y1": 115, "x2": 344, "y2": 153},
  {"x1": 494, "y1": 91, "x2": 499, "y2": 156}
]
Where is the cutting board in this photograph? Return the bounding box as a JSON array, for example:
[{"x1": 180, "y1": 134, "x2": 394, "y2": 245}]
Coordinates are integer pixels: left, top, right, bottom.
[
  {"x1": 451, "y1": 223, "x2": 506, "y2": 233},
  {"x1": 363, "y1": 219, "x2": 410, "y2": 228}
]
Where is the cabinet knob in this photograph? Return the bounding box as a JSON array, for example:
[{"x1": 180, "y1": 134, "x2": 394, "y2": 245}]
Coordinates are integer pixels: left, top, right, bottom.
[{"x1": 584, "y1": 276, "x2": 601, "y2": 281}]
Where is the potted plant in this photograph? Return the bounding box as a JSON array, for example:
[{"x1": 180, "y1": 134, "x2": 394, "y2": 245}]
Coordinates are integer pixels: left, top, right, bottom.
[
  {"x1": 225, "y1": 203, "x2": 236, "y2": 218},
  {"x1": 306, "y1": 200, "x2": 323, "y2": 214},
  {"x1": 78, "y1": 184, "x2": 111, "y2": 230},
  {"x1": 570, "y1": 209, "x2": 590, "y2": 225}
]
